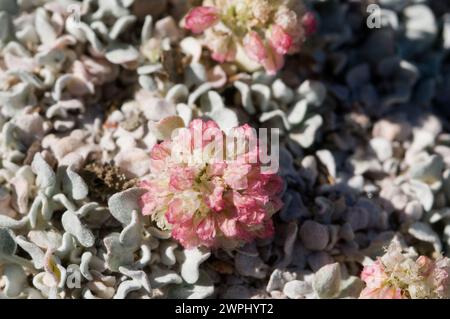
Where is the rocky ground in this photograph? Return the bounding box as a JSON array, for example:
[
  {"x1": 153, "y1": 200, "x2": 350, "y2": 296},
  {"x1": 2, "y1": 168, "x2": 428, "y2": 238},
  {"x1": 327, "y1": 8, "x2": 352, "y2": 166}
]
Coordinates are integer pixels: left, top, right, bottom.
[{"x1": 1, "y1": 0, "x2": 450, "y2": 299}]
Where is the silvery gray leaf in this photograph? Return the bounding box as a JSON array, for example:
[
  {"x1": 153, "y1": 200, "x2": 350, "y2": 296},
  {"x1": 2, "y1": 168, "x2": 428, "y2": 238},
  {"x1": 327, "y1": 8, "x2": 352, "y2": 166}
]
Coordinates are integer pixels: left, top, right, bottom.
[
  {"x1": 61, "y1": 211, "x2": 95, "y2": 248},
  {"x1": 2, "y1": 264, "x2": 28, "y2": 298},
  {"x1": 34, "y1": 8, "x2": 57, "y2": 45},
  {"x1": 0, "y1": 0, "x2": 18, "y2": 14},
  {"x1": 168, "y1": 270, "x2": 214, "y2": 299},
  {"x1": 92, "y1": 0, "x2": 129, "y2": 20},
  {"x1": 0, "y1": 12, "x2": 14, "y2": 48},
  {"x1": 272, "y1": 79, "x2": 293, "y2": 104},
  {"x1": 166, "y1": 84, "x2": 189, "y2": 104},
  {"x1": 429, "y1": 208, "x2": 450, "y2": 224},
  {"x1": 0, "y1": 215, "x2": 29, "y2": 229},
  {"x1": 180, "y1": 37, "x2": 202, "y2": 62},
  {"x1": 80, "y1": 252, "x2": 94, "y2": 281},
  {"x1": 176, "y1": 103, "x2": 193, "y2": 125},
  {"x1": 234, "y1": 81, "x2": 256, "y2": 114},
  {"x1": 179, "y1": 247, "x2": 211, "y2": 284},
  {"x1": 141, "y1": 15, "x2": 153, "y2": 43},
  {"x1": 62, "y1": 167, "x2": 89, "y2": 201},
  {"x1": 187, "y1": 82, "x2": 213, "y2": 107},
  {"x1": 287, "y1": 100, "x2": 308, "y2": 125},
  {"x1": 0, "y1": 82, "x2": 35, "y2": 117},
  {"x1": 119, "y1": 267, "x2": 151, "y2": 292},
  {"x1": 104, "y1": 233, "x2": 135, "y2": 272},
  {"x1": 119, "y1": 210, "x2": 142, "y2": 250},
  {"x1": 55, "y1": 233, "x2": 75, "y2": 258},
  {"x1": 28, "y1": 230, "x2": 62, "y2": 250},
  {"x1": 105, "y1": 43, "x2": 139, "y2": 65},
  {"x1": 15, "y1": 236, "x2": 45, "y2": 269},
  {"x1": 251, "y1": 83, "x2": 271, "y2": 112},
  {"x1": 298, "y1": 80, "x2": 327, "y2": 107},
  {"x1": 138, "y1": 75, "x2": 157, "y2": 91},
  {"x1": 108, "y1": 188, "x2": 146, "y2": 225},
  {"x1": 109, "y1": 15, "x2": 136, "y2": 40},
  {"x1": 185, "y1": 63, "x2": 208, "y2": 87},
  {"x1": 201, "y1": 91, "x2": 224, "y2": 114},
  {"x1": 113, "y1": 280, "x2": 143, "y2": 299},
  {"x1": 289, "y1": 115, "x2": 323, "y2": 148},
  {"x1": 31, "y1": 153, "x2": 56, "y2": 192},
  {"x1": 137, "y1": 64, "x2": 163, "y2": 75},
  {"x1": 159, "y1": 241, "x2": 177, "y2": 266},
  {"x1": 149, "y1": 266, "x2": 183, "y2": 288},
  {"x1": 316, "y1": 149, "x2": 336, "y2": 178},
  {"x1": 259, "y1": 110, "x2": 291, "y2": 131},
  {"x1": 0, "y1": 227, "x2": 17, "y2": 255}
]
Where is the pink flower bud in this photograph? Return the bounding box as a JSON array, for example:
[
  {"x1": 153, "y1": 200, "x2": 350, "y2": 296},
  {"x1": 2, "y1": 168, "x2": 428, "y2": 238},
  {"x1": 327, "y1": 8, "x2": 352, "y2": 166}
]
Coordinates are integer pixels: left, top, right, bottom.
[
  {"x1": 243, "y1": 31, "x2": 267, "y2": 63},
  {"x1": 302, "y1": 12, "x2": 317, "y2": 36},
  {"x1": 269, "y1": 24, "x2": 292, "y2": 55},
  {"x1": 185, "y1": 6, "x2": 219, "y2": 34}
]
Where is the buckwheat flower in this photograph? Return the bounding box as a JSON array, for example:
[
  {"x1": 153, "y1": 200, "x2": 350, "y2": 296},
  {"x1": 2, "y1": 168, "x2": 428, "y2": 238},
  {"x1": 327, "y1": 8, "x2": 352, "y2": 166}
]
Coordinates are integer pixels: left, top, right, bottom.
[
  {"x1": 359, "y1": 240, "x2": 450, "y2": 299},
  {"x1": 183, "y1": 0, "x2": 315, "y2": 74},
  {"x1": 269, "y1": 24, "x2": 293, "y2": 55},
  {"x1": 139, "y1": 119, "x2": 283, "y2": 249},
  {"x1": 243, "y1": 31, "x2": 267, "y2": 63},
  {"x1": 185, "y1": 6, "x2": 220, "y2": 34}
]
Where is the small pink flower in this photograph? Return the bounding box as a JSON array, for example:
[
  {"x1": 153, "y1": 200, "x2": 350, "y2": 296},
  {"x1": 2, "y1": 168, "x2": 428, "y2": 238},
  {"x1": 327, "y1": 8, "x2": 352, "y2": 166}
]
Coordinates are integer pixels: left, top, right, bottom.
[
  {"x1": 185, "y1": 6, "x2": 220, "y2": 34},
  {"x1": 302, "y1": 12, "x2": 317, "y2": 36},
  {"x1": 262, "y1": 45, "x2": 285, "y2": 75},
  {"x1": 361, "y1": 260, "x2": 388, "y2": 289},
  {"x1": 243, "y1": 31, "x2": 267, "y2": 63},
  {"x1": 269, "y1": 24, "x2": 293, "y2": 55},
  {"x1": 197, "y1": 216, "x2": 216, "y2": 243},
  {"x1": 139, "y1": 119, "x2": 283, "y2": 249}
]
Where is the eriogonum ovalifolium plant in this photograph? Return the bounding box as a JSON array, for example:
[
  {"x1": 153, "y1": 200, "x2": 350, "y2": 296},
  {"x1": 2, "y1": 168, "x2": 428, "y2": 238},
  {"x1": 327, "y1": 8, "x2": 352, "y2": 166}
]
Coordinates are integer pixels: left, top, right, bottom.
[
  {"x1": 359, "y1": 240, "x2": 450, "y2": 299},
  {"x1": 139, "y1": 119, "x2": 283, "y2": 249},
  {"x1": 183, "y1": 0, "x2": 316, "y2": 74}
]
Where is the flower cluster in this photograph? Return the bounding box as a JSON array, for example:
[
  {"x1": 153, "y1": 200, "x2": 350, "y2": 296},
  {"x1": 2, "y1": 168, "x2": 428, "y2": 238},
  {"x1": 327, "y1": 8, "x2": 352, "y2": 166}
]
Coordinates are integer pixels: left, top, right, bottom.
[
  {"x1": 183, "y1": 0, "x2": 316, "y2": 74},
  {"x1": 139, "y1": 119, "x2": 283, "y2": 249},
  {"x1": 359, "y1": 240, "x2": 450, "y2": 299}
]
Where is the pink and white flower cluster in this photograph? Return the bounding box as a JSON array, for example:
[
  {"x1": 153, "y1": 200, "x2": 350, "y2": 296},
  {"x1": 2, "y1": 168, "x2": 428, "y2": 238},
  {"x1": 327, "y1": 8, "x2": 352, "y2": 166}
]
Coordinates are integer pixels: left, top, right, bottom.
[
  {"x1": 359, "y1": 240, "x2": 450, "y2": 299},
  {"x1": 183, "y1": 0, "x2": 316, "y2": 74},
  {"x1": 139, "y1": 119, "x2": 283, "y2": 249}
]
